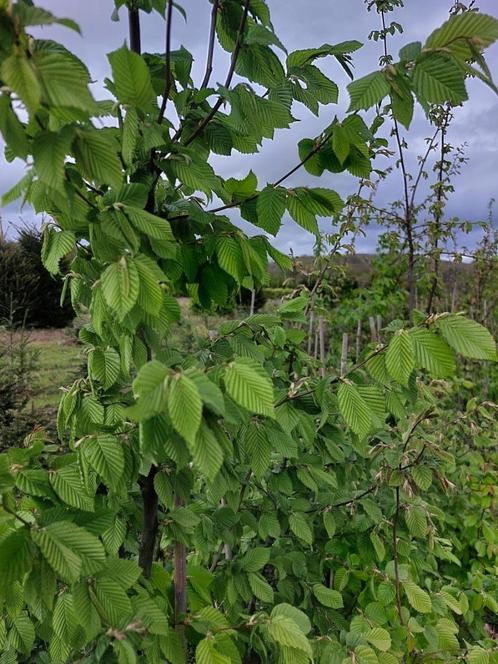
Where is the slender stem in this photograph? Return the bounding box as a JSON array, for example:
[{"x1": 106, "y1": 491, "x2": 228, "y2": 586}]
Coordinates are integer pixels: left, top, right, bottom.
[
  {"x1": 409, "y1": 127, "x2": 439, "y2": 211},
  {"x1": 392, "y1": 486, "x2": 404, "y2": 625},
  {"x1": 174, "y1": 493, "x2": 187, "y2": 640},
  {"x1": 157, "y1": 0, "x2": 174, "y2": 124},
  {"x1": 381, "y1": 10, "x2": 415, "y2": 316},
  {"x1": 183, "y1": 0, "x2": 251, "y2": 147},
  {"x1": 427, "y1": 113, "x2": 449, "y2": 314},
  {"x1": 128, "y1": 6, "x2": 141, "y2": 54},
  {"x1": 200, "y1": 0, "x2": 220, "y2": 90}
]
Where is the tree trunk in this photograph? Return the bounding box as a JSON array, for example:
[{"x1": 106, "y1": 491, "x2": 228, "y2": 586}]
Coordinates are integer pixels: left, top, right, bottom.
[{"x1": 138, "y1": 466, "x2": 159, "y2": 578}]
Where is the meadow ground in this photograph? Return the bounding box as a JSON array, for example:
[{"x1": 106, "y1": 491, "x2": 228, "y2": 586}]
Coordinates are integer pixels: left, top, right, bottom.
[{"x1": 27, "y1": 328, "x2": 83, "y2": 409}]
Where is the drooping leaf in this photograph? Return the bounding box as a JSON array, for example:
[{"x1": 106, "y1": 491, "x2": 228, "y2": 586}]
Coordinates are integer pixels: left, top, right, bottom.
[
  {"x1": 436, "y1": 315, "x2": 496, "y2": 361},
  {"x1": 224, "y1": 358, "x2": 275, "y2": 418}
]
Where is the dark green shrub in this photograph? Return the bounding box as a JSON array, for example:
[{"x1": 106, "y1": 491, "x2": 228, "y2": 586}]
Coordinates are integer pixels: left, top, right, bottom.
[{"x1": 0, "y1": 227, "x2": 74, "y2": 328}]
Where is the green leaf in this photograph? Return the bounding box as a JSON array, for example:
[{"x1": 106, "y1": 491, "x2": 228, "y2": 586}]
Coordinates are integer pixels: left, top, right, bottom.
[
  {"x1": 108, "y1": 45, "x2": 156, "y2": 109},
  {"x1": 94, "y1": 578, "x2": 132, "y2": 627},
  {"x1": 129, "y1": 360, "x2": 169, "y2": 421},
  {"x1": 248, "y1": 572, "x2": 274, "y2": 603},
  {"x1": 241, "y1": 547, "x2": 271, "y2": 572},
  {"x1": 267, "y1": 615, "x2": 312, "y2": 656},
  {"x1": 41, "y1": 228, "x2": 75, "y2": 275},
  {"x1": 436, "y1": 315, "x2": 496, "y2": 361},
  {"x1": 50, "y1": 464, "x2": 94, "y2": 511},
  {"x1": 1, "y1": 54, "x2": 41, "y2": 114},
  {"x1": 0, "y1": 529, "x2": 32, "y2": 585},
  {"x1": 46, "y1": 521, "x2": 106, "y2": 576},
  {"x1": 289, "y1": 512, "x2": 313, "y2": 545},
  {"x1": 89, "y1": 348, "x2": 121, "y2": 389},
  {"x1": 32, "y1": 528, "x2": 82, "y2": 584},
  {"x1": 33, "y1": 42, "x2": 94, "y2": 111},
  {"x1": 403, "y1": 581, "x2": 432, "y2": 614},
  {"x1": 0, "y1": 97, "x2": 30, "y2": 160},
  {"x1": 123, "y1": 206, "x2": 175, "y2": 241},
  {"x1": 256, "y1": 186, "x2": 287, "y2": 235},
  {"x1": 413, "y1": 53, "x2": 468, "y2": 105},
  {"x1": 12, "y1": 4, "x2": 80, "y2": 32},
  {"x1": 313, "y1": 584, "x2": 343, "y2": 609},
  {"x1": 287, "y1": 189, "x2": 319, "y2": 235},
  {"x1": 82, "y1": 435, "x2": 125, "y2": 490},
  {"x1": 193, "y1": 422, "x2": 224, "y2": 481},
  {"x1": 52, "y1": 593, "x2": 78, "y2": 645},
  {"x1": 243, "y1": 424, "x2": 270, "y2": 478},
  {"x1": 467, "y1": 647, "x2": 490, "y2": 664},
  {"x1": 370, "y1": 531, "x2": 386, "y2": 562},
  {"x1": 386, "y1": 329, "x2": 415, "y2": 386},
  {"x1": 425, "y1": 12, "x2": 498, "y2": 60},
  {"x1": 101, "y1": 257, "x2": 140, "y2": 320},
  {"x1": 73, "y1": 129, "x2": 123, "y2": 189},
  {"x1": 168, "y1": 372, "x2": 202, "y2": 444},
  {"x1": 9, "y1": 615, "x2": 35, "y2": 656},
  {"x1": 271, "y1": 604, "x2": 311, "y2": 634},
  {"x1": 33, "y1": 128, "x2": 73, "y2": 192},
  {"x1": 405, "y1": 505, "x2": 427, "y2": 538},
  {"x1": 410, "y1": 328, "x2": 456, "y2": 377},
  {"x1": 216, "y1": 236, "x2": 245, "y2": 284},
  {"x1": 196, "y1": 639, "x2": 231, "y2": 664},
  {"x1": 338, "y1": 382, "x2": 372, "y2": 438},
  {"x1": 348, "y1": 71, "x2": 390, "y2": 111},
  {"x1": 365, "y1": 627, "x2": 391, "y2": 652},
  {"x1": 224, "y1": 358, "x2": 275, "y2": 418},
  {"x1": 355, "y1": 645, "x2": 379, "y2": 664}
]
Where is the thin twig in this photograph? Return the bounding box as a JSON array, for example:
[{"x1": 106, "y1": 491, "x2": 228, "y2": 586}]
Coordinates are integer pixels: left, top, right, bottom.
[{"x1": 392, "y1": 486, "x2": 404, "y2": 624}]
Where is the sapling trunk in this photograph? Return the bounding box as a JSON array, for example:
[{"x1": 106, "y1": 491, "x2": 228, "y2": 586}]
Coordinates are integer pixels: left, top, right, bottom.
[{"x1": 138, "y1": 466, "x2": 159, "y2": 578}]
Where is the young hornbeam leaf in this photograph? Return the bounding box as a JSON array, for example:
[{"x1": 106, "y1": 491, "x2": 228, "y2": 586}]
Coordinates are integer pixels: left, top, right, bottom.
[
  {"x1": 108, "y1": 45, "x2": 157, "y2": 109},
  {"x1": 168, "y1": 372, "x2": 203, "y2": 445},
  {"x1": 403, "y1": 580, "x2": 432, "y2": 614},
  {"x1": 435, "y1": 315, "x2": 497, "y2": 361},
  {"x1": 101, "y1": 257, "x2": 140, "y2": 320},
  {"x1": 386, "y1": 329, "x2": 415, "y2": 386},
  {"x1": 224, "y1": 358, "x2": 275, "y2": 418},
  {"x1": 41, "y1": 229, "x2": 76, "y2": 275},
  {"x1": 338, "y1": 382, "x2": 372, "y2": 438},
  {"x1": 347, "y1": 71, "x2": 390, "y2": 111},
  {"x1": 256, "y1": 185, "x2": 287, "y2": 235}
]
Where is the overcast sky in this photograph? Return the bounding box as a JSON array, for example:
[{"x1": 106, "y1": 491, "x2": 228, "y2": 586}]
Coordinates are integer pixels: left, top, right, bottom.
[{"x1": 1, "y1": 0, "x2": 497, "y2": 254}]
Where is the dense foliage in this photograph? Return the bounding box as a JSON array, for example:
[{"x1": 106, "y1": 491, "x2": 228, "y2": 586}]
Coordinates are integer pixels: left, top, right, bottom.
[{"x1": 0, "y1": 1, "x2": 497, "y2": 662}]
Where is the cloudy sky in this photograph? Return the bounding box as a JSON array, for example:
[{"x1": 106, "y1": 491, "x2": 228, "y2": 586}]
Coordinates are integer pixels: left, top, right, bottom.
[{"x1": 1, "y1": 0, "x2": 497, "y2": 254}]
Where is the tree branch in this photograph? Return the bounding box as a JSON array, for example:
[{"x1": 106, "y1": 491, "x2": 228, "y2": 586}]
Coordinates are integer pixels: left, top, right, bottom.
[
  {"x1": 182, "y1": 0, "x2": 251, "y2": 147},
  {"x1": 128, "y1": 6, "x2": 141, "y2": 54},
  {"x1": 200, "y1": 0, "x2": 220, "y2": 90},
  {"x1": 157, "y1": 0, "x2": 174, "y2": 125}
]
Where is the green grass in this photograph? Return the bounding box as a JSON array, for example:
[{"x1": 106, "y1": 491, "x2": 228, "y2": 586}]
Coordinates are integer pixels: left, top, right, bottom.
[{"x1": 31, "y1": 338, "x2": 83, "y2": 409}]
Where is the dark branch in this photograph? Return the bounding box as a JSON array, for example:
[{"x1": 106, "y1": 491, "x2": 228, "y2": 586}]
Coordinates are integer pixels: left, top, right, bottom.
[
  {"x1": 200, "y1": 0, "x2": 220, "y2": 90},
  {"x1": 128, "y1": 6, "x2": 141, "y2": 54},
  {"x1": 157, "y1": 0, "x2": 174, "y2": 125}
]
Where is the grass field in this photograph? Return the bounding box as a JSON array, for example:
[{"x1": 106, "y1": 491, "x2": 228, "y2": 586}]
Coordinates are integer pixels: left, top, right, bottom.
[{"x1": 28, "y1": 329, "x2": 83, "y2": 408}]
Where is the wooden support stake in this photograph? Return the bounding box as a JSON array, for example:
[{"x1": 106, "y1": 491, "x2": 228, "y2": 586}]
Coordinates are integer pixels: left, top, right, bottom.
[{"x1": 340, "y1": 333, "x2": 349, "y2": 377}]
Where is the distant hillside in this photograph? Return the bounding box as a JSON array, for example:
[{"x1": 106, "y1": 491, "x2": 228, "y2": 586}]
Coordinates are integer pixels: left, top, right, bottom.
[{"x1": 269, "y1": 254, "x2": 473, "y2": 289}]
